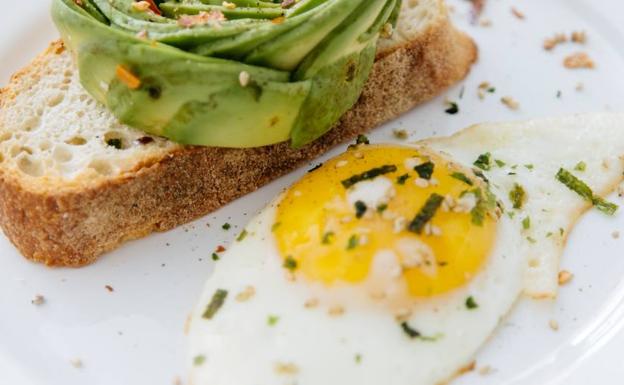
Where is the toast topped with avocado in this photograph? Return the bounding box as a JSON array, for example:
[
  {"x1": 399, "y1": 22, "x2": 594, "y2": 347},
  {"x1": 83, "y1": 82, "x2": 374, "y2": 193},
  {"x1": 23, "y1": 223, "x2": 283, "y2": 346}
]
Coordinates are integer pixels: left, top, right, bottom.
[{"x1": 0, "y1": 0, "x2": 477, "y2": 266}]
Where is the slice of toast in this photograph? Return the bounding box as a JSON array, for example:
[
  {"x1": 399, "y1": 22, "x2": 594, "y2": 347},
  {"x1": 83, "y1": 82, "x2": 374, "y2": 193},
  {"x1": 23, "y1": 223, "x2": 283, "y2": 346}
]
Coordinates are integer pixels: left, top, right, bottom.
[{"x1": 0, "y1": 0, "x2": 477, "y2": 267}]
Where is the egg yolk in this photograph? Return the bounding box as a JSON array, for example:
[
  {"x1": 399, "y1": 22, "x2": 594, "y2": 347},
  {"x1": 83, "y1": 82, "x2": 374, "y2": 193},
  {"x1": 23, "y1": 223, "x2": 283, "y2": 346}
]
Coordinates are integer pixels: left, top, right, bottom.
[{"x1": 274, "y1": 145, "x2": 498, "y2": 297}]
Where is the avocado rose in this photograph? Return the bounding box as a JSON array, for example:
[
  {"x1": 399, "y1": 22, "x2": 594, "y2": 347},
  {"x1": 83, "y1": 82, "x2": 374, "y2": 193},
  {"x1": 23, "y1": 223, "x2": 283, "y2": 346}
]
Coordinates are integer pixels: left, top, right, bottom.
[{"x1": 52, "y1": 0, "x2": 401, "y2": 148}]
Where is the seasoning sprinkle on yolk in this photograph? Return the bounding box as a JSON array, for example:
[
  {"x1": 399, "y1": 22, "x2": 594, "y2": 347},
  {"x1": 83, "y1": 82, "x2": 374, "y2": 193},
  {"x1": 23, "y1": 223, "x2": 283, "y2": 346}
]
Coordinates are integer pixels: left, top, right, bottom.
[{"x1": 274, "y1": 145, "x2": 498, "y2": 298}]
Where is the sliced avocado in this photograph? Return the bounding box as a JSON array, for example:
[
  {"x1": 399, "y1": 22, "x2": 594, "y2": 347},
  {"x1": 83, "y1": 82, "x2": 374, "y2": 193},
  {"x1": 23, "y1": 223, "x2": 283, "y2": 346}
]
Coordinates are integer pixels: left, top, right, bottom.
[{"x1": 53, "y1": 0, "x2": 397, "y2": 148}]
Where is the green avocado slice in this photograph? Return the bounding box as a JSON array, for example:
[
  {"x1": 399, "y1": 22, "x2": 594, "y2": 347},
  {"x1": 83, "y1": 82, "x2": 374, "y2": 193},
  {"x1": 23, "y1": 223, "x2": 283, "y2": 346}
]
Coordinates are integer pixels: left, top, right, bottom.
[{"x1": 52, "y1": 0, "x2": 398, "y2": 148}]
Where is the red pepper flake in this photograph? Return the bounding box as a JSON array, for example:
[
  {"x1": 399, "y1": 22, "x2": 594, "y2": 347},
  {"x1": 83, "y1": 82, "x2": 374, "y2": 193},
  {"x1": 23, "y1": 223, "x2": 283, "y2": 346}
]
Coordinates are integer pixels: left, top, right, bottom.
[
  {"x1": 216, "y1": 245, "x2": 226, "y2": 253},
  {"x1": 143, "y1": 0, "x2": 162, "y2": 15},
  {"x1": 105, "y1": 285, "x2": 115, "y2": 292},
  {"x1": 115, "y1": 65, "x2": 142, "y2": 90}
]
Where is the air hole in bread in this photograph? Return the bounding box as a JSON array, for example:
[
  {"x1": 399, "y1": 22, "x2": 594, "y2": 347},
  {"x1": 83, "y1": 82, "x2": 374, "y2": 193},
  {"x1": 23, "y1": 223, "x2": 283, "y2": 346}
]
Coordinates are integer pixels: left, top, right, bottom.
[
  {"x1": 39, "y1": 141, "x2": 52, "y2": 151},
  {"x1": 89, "y1": 160, "x2": 113, "y2": 176},
  {"x1": 0, "y1": 132, "x2": 12, "y2": 143},
  {"x1": 47, "y1": 93, "x2": 65, "y2": 107},
  {"x1": 10, "y1": 146, "x2": 33, "y2": 158},
  {"x1": 21, "y1": 116, "x2": 40, "y2": 132},
  {"x1": 17, "y1": 155, "x2": 43, "y2": 177},
  {"x1": 66, "y1": 136, "x2": 87, "y2": 146},
  {"x1": 53, "y1": 146, "x2": 73, "y2": 163}
]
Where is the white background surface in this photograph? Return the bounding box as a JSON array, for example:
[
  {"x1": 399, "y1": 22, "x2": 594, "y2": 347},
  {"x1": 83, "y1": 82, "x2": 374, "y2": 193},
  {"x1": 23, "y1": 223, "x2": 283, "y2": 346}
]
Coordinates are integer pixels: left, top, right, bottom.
[{"x1": 1, "y1": 1, "x2": 624, "y2": 384}]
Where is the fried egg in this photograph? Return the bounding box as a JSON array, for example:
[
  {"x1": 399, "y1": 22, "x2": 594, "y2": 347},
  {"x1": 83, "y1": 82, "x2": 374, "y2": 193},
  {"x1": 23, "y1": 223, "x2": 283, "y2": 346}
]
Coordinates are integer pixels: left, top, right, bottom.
[{"x1": 187, "y1": 113, "x2": 624, "y2": 385}]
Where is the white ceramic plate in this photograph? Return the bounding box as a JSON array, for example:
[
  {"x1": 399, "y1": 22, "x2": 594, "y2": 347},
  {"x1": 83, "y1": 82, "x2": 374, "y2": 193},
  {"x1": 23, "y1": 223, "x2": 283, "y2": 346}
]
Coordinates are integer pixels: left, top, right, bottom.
[{"x1": 1, "y1": 1, "x2": 624, "y2": 384}]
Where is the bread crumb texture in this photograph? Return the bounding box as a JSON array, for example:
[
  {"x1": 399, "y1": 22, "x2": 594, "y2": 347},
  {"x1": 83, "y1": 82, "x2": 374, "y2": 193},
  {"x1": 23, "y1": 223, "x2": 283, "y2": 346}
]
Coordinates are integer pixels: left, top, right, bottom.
[{"x1": 0, "y1": 42, "x2": 178, "y2": 193}]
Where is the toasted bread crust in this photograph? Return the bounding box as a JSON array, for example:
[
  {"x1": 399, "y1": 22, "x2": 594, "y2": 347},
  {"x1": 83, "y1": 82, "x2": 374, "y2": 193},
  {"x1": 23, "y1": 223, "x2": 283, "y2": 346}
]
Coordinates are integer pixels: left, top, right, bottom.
[{"x1": 0, "y1": 19, "x2": 477, "y2": 266}]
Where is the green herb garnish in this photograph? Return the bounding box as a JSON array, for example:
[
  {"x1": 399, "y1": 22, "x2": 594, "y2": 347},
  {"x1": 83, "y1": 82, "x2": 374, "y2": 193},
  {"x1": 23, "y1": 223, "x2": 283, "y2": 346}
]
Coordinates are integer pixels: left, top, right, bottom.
[
  {"x1": 283, "y1": 256, "x2": 298, "y2": 271},
  {"x1": 414, "y1": 161, "x2": 435, "y2": 180},
  {"x1": 465, "y1": 296, "x2": 479, "y2": 309},
  {"x1": 106, "y1": 138, "x2": 122, "y2": 149},
  {"x1": 202, "y1": 289, "x2": 228, "y2": 320},
  {"x1": 400, "y1": 322, "x2": 443, "y2": 341},
  {"x1": 322, "y1": 232, "x2": 335, "y2": 245},
  {"x1": 377, "y1": 203, "x2": 388, "y2": 213},
  {"x1": 193, "y1": 355, "x2": 206, "y2": 366},
  {"x1": 575, "y1": 161, "x2": 587, "y2": 172},
  {"x1": 470, "y1": 187, "x2": 497, "y2": 226},
  {"x1": 509, "y1": 183, "x2": 526, "y2": 209},
  {"x1": 473, "y1": 152, "x2": 492, "y2": 171},
  {"x1": 271, "y1": 222, "x2": 281, "y2": 232},
  {"x1": 341, "y1": 165, "x2": 397, "y2": 188},
  {"x1": 308, "y1": 163, "x2": 323, "y2": 173},
  {"x1": 397, "y1": 174, "x2": 410, "y2": 185},
  {"x1": 522, "y1": 216, "x2": 531, "y2": 230},
  {"x1": 347, "y1": 235, "x2": 359, "y2": 250},
  {"x1": 211, "y1": 253, "x2": 220, "y2": 261},
  {"x1": 527, "y1": 236, "x2": 537, "y2": 243},
  {"x1": 495, "y1": 159, "x2": 506, "y2": 167},
  {"x1": 525, "y1": 164, "x2": 534, "y2": 170},
  {"x1": 408, "y1": 193, "x2": 444, "y2": 234},
  {"x1": 356, "y1": 134, "x2": 370, "y2": 145},
  {"x1": 267, "y1": 315, "x2": 280, "y2": 326},
  {"x1": 355, "y1": 354, "x2": 362, "y2": 364},
  {"x1": 445, "y1": 101, "x2": 459, "y2": 115},
  {"x1": 556, "y1": 168, "x2": 618, "y2": 215},
  {"x1": 222, "y1": 223, "x2": 231, "y2": 230},
  {"x1": 450, "y1": 172, "x2": 473, "y2": 186},
  {"x1": 236, "y1": 229, "x2": 248, "y2": 241},
  {"x1": 400, "y1": 321, "x2": 421, "y2": 338},
  {"x1": 354, "y1": 201, "x2": 367, "y2": 219}
]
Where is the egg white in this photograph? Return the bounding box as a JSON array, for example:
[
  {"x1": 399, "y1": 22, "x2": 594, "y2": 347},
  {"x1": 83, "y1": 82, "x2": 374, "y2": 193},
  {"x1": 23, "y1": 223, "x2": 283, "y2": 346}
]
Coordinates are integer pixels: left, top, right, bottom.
[{"x1": 188, "y1": 113, "x2": 624, "y2": 385}]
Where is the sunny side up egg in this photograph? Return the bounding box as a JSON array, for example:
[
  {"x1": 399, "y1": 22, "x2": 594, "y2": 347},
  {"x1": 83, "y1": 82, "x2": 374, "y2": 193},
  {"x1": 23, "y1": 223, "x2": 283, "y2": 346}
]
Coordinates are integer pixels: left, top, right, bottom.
[{"x1": 188, "y1": 114, "x2": 624, "y2": 385}]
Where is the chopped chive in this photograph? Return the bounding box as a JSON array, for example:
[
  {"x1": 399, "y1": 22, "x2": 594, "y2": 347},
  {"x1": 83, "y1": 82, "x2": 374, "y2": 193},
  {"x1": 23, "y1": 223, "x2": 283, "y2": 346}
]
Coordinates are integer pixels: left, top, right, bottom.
[
  {"x1": 465, "y1": 296, "x2": 478, "y2": 310},
  {"x1": 222, "y1": 223, "x2": 231, "y2": 230},
  {"x1": 271, "y1": 222, "x2": 281, "y2": 232},
  {"x1": 308, "y1": 163, "x2": 323, "y2": 173},
  {"x1": 525, "y1": 164, "x2": 534, "y2": 170},
  {"x1": 400, "y1": 322, "x2": 444, "y2": 341},
  {"x1": 322, "y1": 232, "x2": 335, "y2": 245},
  {"x1": 400, "y1": 322, "x2": 421, "y2": 338},
  {"x1": 267, "y1": 315, "x2": 280, "y2": 326},
  {"x1": 495, "y1": 159, "x2": 506, "y2": 167},
  {"x1": 408, "y1": 193, "x2": 444, "y2": 234},
  {"x1": 414, "y1": 161, "x2": 435, "y2": 180},
  {"x1": 356, "y1": 134, "x2": 370, "y2": 145},
  {"x1": 377, "y1": 203, "x2": 388, "y2": 213},
  {"x1": 509, "y1": 183, "x2": 526, "y2": 209},
  {"x1": 473, "y1": 152, "x2": 492, "y2": 171},
  {"x1": 574, "y1": 161, "x2": 587, "y2": 172},
  {"x1": 211, "y1": 253, "x2": 220, "y2": 261},
  {"x1": 527, "y1": 236, "x2": 537, "y2": 243},
  {"x1": 236, "y1": 230, "x2": 248, "y2": 241},
  {"x1": 341, "y1": 165, "x2": 397, "y2": 188},
  {"x1": 470, "y1": 187, "x2": 497, "y2": 226},
  {"x1": 193, "y1": 355, "x2": 206, "y2": 366},
  {"x1": 445, "y1": 101, "x2": 459, "y2": 115},
  {"x1": 355, "y1": 354, "x2": 362, "y2": 364},
  {"x1": 522, "y1": 216, "x2": 531, "y2": 230},
  {"x1": 346, "y1": 235, "x2": 359, "y2": 250},
  {"x1": 556, "y1": 168, "x2": 618, "y2": 215},
  {"x1": 283, "y1": 256, "x2": 298, "y2": 271},
  {"x1": 450, "y1": 172, "x2": 473, "y2": 185},
  {"x1": 396, "y1": 173, "x2": 410, "y2": 185},
  {"x1": 354, "y1": 201, "x2": 367, "y2": 219},
  {"x1": 202, "y1": 289, "x2": 228, "y2": 320}
]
